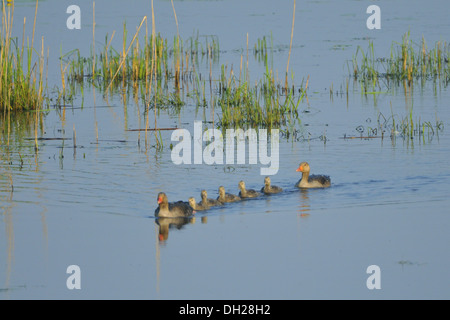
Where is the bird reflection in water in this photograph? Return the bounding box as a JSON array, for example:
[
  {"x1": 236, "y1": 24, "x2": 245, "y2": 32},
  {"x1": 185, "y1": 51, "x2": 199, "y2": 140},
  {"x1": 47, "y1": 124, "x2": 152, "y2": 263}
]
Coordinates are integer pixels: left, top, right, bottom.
[
  {"x1": 298, "y1": 188, "x2": 311, "y2": 217},
  {"x1": 155, "y1": 216, "x2": 195, "y2": 242}
]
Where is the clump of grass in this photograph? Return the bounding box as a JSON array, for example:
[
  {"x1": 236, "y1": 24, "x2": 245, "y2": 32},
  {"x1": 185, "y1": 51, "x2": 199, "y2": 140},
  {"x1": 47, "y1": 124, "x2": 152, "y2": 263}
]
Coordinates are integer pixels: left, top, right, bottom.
[
  {"x1": 65, "y1": 28, "x2": 219, "y2": 90},
  {"x1": 350, "y1": 32, "x2": 449, "y2": 91},
  {"x1": 1, "y1": 0, "x2": 47, "y2": 112},
  {"x1": 63, "y1": 25, "x2": 222, "y2": 116},
  {"x1": 350, "y1": 41, "x2": 379, "y2": 90},
  {"x1": 386, "y1": 33, "x2": 449, "y2": 86},
  {"x1": 215, "y1": 64, "x2": 306, "y2": 129}
]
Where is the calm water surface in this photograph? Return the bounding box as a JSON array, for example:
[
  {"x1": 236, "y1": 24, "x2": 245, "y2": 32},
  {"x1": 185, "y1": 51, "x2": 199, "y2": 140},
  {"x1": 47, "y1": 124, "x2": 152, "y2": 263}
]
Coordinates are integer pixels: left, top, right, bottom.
[{"x1": 1, "y1": 0, "x2": 450, "y2": 299}]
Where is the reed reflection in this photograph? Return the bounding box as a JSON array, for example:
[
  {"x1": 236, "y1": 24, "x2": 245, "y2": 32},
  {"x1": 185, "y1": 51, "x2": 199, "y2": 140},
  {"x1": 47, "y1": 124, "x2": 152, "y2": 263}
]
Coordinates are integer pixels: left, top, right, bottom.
[{"x1": 1, "y1": 191, "x2": 14, "y2": 296}]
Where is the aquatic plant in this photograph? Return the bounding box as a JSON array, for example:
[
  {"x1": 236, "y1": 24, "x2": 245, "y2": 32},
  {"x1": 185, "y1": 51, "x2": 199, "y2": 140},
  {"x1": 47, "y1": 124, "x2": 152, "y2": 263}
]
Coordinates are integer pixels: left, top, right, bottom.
[
  {"x1": 65, "y1": 27, "x2": 218, "y2": 91},
  {"x1": 253, "y1": 35, "x2": 268, "y2": 63},
  {"x1": 215, "y1": 64, "x2": 305, "y2": 129},
  {"x1": 350, "y1": 32, "x2": 449, "y2": 91},
  {"x1": 59, "y1": 0, "x2": 306, "y2": 134},
  {"x1": 0, "y1": 0, "x2": 47, "y2": 112},
  {"x1": 62, "y1": 21, "x2": 305, "y2": 130},
  {"x1": 344, "y1": 109, "x2": 444, "y2": 145}
]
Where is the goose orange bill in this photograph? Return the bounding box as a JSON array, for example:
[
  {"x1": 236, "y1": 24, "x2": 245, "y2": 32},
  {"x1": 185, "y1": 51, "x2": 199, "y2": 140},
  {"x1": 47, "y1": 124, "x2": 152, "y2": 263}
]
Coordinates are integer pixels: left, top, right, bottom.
[
  {"x1": 157, "y1": 196, "x2": 163, "y2": 204},
  {"x1": 296, "y1": 165, "x2": 303, "y2": 172}
]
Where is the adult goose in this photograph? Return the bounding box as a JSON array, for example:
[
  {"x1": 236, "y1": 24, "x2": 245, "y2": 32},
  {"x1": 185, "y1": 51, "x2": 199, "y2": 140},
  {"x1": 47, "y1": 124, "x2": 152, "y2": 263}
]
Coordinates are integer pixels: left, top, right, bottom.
[
  {"x1": 155, "y1": 192, "x2": 194, "y2": 218},
  {"x1": 295, "y1": 162, "x2": 331, "y2": 188}
]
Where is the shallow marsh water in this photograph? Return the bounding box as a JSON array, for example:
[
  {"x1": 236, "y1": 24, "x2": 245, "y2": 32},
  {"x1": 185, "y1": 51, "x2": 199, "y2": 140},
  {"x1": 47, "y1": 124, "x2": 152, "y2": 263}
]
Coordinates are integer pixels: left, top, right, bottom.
[{"x1": 1, "y1": 0, "x2": 450, "y2": 299}]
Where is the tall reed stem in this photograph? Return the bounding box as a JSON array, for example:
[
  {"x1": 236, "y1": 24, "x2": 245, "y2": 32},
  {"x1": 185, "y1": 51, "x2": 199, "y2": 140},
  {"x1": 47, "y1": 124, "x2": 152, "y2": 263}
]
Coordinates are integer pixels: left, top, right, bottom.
[
  {"x1": 286, "y1": 0, "x2": 296, "y2": 89},
  {"x1": 105, "y1": 16, "x2": 147, "y2": 92}
]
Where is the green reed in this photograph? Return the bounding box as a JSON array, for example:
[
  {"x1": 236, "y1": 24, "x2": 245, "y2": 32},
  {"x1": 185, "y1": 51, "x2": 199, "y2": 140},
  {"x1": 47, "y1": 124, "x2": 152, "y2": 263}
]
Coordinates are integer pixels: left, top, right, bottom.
[
  {"x1": 1, "y1": 0, "x2": 47, "y2": 113},
  {"x1": 66, "y1": 28, "x2": 219, "y2": 90},
  {"x1": 62, "y1": 12, "x2": 305, "y2": 131},
  {"x1": 253, "y1": 35, "x2": 268, "y2": 64},
  {"x1": 215, "y1": 64, "x2": 305, "y2": 129},
  {"x1": 351, "y1": 32, "x2": 449, "y2": 91}
]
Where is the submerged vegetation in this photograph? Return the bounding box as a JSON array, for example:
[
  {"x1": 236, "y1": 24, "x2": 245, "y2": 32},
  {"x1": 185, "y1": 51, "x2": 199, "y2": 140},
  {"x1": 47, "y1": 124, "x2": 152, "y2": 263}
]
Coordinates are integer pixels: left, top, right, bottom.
[{"x1": 344, "y1": 108, "x2": 444, "y2": 146}]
